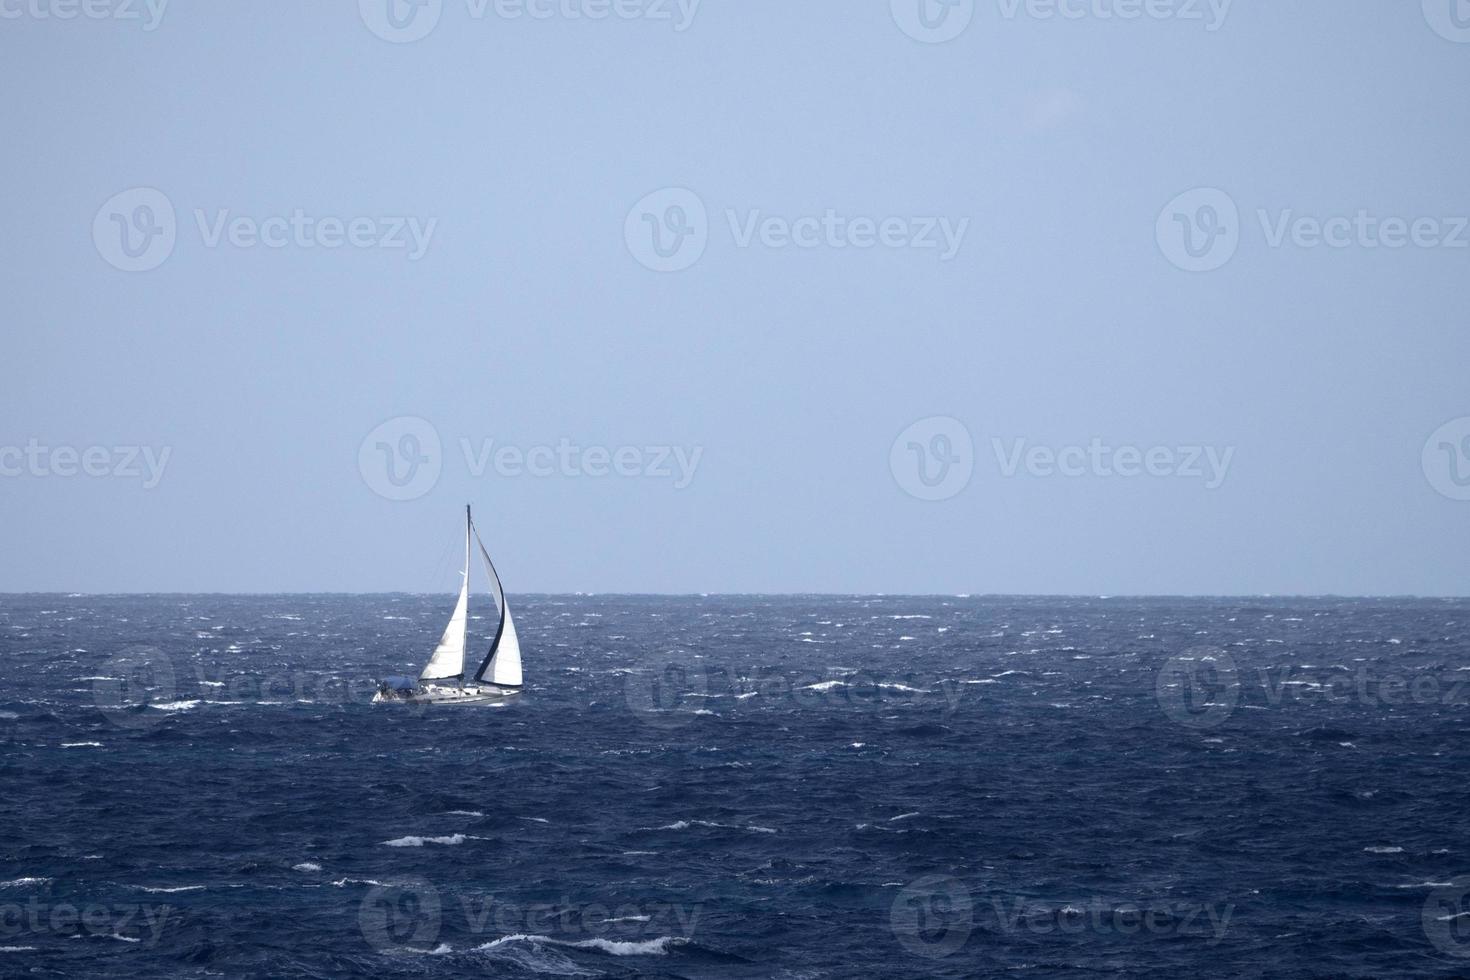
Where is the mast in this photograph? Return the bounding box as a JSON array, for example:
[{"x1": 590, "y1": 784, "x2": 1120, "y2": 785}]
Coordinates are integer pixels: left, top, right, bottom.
[{"x1": 460, "y1": 504, "x2": 470, "y2": 689}]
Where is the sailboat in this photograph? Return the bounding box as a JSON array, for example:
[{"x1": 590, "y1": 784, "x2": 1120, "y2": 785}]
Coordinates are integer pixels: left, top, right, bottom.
[{"x1": 374, "y1": 505, "x2": 524, "y2": 706}]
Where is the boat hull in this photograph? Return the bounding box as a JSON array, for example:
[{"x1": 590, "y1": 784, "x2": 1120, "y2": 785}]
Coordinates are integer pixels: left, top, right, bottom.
[{"x1": 373, "y1": 683, "x2": 522, "y2": 707}]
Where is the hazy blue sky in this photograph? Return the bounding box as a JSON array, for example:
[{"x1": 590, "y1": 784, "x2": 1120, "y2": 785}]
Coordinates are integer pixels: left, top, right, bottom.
[{"x1": 2, "y1": 1, "x2": 1467, "y2": 595}]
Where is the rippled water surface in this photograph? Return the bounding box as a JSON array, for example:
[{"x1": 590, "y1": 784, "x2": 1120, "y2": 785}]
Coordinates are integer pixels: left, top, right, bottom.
[{"x1": 3, "y1": 594, "x2": 1470, "y2": 978}]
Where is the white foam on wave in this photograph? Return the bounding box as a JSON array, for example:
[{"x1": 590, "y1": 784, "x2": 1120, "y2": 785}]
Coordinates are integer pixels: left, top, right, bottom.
[
  {"x1": 134, "y1": 885, "x2": 205, "y2": 894},
  {"x1": 0, "y1": 878, "x2": 50, "y2": 889},
  {"x1": 889, "y1": 812, "x2": 920, "y2": 822},
  {"x1": 477, "y1": 934, "x2": 688, "y2": 957},
  {"x1": 0, "y1": 946, "x2": 38, "y2": 952},
  {"x1": 61, "y1": 742, "x2": 103, "y2": 748},
  {"x1": 382, "y1": 834, "x2": 467, "y2": 847},
  {"x1": 1364, "y1": 846, "x2": 1404, "y2": 854},
  {"x1": 148, "y1": 700, "x2": 200, "y2": 712},
  {"x1": 447, "y1": 810, "x2": 485, "y2": 817},
  {"x1": 653, "y1": 819, "x2": 775, "y2": 834},
  {"x1": 293, "y1": 863, "x2": 322, "y2": 872},
  {"x1": 331, "y1": 878, "x2": 388, "y2": 887},
  {"x1": 803, "y1": 680, "x2": 846, "y2": 692}
]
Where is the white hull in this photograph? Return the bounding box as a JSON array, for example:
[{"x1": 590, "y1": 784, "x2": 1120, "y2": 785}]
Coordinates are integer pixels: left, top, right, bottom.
[{"x1": 373, "y1": 684, "x2": 522, "y2": 707}]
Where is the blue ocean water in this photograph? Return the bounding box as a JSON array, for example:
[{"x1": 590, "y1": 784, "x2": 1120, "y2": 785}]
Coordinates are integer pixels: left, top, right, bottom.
[{"x1": 3, "y1": 594, "x2": 1470, "y2": 978}]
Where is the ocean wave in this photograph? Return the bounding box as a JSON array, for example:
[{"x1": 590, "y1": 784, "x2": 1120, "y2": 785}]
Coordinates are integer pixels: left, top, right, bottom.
[
  {"x1": 382, "y1": 834, "x2": 467, "y2": 847},
  {"x1": 477, "y1": 933, "x2": 689, "y2": 957}
]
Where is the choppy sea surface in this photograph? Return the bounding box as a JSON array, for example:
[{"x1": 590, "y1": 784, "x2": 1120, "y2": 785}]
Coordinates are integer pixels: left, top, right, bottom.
[{"x1": 3, "y1": 594, "x2": 1470, "y2": 978}]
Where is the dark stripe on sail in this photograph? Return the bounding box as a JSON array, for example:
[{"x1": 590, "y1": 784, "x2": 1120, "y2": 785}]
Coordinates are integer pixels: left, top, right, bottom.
[{"x1": 471, "y1": 524, "x2": 515, "y2": 685}]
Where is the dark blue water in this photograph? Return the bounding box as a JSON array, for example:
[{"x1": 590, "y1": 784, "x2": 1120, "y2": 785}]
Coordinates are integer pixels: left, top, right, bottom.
[{"x1": 3, "y1": 595, "x2": 1470, "y2": 978}]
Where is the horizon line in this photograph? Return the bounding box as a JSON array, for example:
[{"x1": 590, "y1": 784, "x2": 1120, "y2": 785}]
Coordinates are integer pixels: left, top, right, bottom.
[{"x1": 1, "y1": 591, "x2": 1467, "y2": 600}]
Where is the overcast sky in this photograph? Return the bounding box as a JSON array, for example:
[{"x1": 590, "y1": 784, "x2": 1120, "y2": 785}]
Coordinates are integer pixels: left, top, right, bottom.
[{"x1": 2, "y1": 1, "x2": 1467, "y2": 595}]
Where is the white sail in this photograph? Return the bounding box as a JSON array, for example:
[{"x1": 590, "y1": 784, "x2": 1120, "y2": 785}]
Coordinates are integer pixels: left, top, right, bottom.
[
  {"x1": 419, "y1": 575, "x2": 468, "y2": 681},
  {"x1": 419, "y1": 511, "x2": 471, "y2": 682},
  {"x1": 485, "y1": 603, "x2": 523, "y2": 687},
  {"x1": 472, "y1": 526, "x2": 523, "y2": 688}
]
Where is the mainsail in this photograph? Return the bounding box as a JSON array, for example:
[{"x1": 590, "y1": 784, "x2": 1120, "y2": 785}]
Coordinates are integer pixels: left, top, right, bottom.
[
  {"x1": 472, "y1": 525, "x2": 523, "y2": 688},
  {"x1": 418, "y1": 507, "x2": 471, "y2": 682}
]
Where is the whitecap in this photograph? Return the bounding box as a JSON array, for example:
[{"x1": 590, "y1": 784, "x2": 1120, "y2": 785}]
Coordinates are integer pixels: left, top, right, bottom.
[
  {"x1": 293, "y1": 863, "x2": 322, "y2": 872},
  {"x1": 1364, "y1": 846, "x2": 1404, "y2": 854},
  {"x1": 61, "y1": 742, "x2": 103, "y2": 748},
  {"x1": 0, "y1": 878, "x2": 50, "y2": 889},
  {"x1": 148, "y1": 700, "x2": 200, "y2": 712},
  {"x1": 382, "y1": 834, "x2": 467, "y2": 847},
  {"x1": 477, "y1": 934, "x2": 687, "y2": 957},
  {"x1": 134, "y1": 885, "x2": 205, "y2": 894}
]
